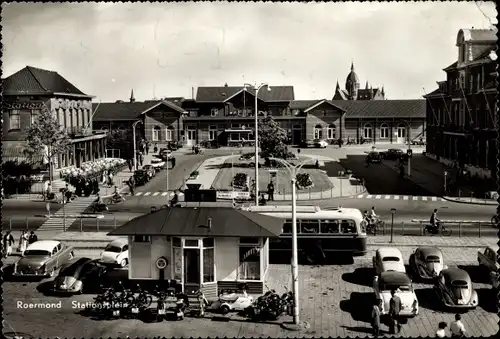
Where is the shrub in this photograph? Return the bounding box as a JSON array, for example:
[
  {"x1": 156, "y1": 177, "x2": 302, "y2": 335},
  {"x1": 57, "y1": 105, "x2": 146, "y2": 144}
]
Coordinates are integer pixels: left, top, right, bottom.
[{"x1": 296, "y1": 173, "x2": 313, "y2": 189}]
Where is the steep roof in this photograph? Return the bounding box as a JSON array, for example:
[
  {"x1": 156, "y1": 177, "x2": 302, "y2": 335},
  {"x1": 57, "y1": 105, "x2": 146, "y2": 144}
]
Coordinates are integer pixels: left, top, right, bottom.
[
  {"x1": 289, "y1": 100, "x2": 320, "y2": 110},
  {"x1": 2, "y1": 66, "x2": 90, "y2": 97},
  {"x1": 108, "y1": 207, "x2": 284, "y2": 238},
  {"x1": 196, "y1": 86, "x2": 294, "y2": 102},
  {"x1": 329, "y1": 100, "x2": 426, "y2": 118},
  {"x1": 469, "y1": 29, "x2": 497, "y2": 42},
  {"x1": 93, "y1": 100, "x2": 186, "y2": 121}
]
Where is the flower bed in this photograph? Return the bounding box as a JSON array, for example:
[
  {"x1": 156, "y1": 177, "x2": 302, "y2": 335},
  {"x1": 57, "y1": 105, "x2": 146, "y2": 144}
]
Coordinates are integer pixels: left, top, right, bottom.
[
  {"x1": 232, "y1": 173, "x2": 249, "y2": 190},
  {"x1": 296, "y1": 173, "x2": 314, "y2": 190},
  {"x1": 60, "y1": 158, "x2": 127, "y2": 181}
]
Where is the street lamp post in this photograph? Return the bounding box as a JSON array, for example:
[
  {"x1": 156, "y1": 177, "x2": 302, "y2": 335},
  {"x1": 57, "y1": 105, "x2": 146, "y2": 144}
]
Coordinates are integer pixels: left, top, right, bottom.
[
  {"x1": 244, "y1": 83, "x2": 270, "y2": 206},
  {"x1": 270, "y1": 157, "x2": 312, "y2": 326},
  {"x1": 390, "y1": 208, "x2": 396, "y2": 243},
  {"x1": 407, "y1": 125, "x2": 411, "y2": 176},
  {"x1": 444, "y1": 170, "x2": 447, "y2": 195},
  {"x1": 132, "y1": 120, "x2": 142, "y2": 171}
]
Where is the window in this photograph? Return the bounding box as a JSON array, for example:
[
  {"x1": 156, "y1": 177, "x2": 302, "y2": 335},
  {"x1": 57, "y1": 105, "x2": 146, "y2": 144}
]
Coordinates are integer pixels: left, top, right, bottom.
[
  {"x1": 380, "y1": 124, "x2": 389, "y2": 139},
  {"x1": 314, "y1": 124, "x2": 323, "y2": 139},
  {"x1": 397, "y1": 124, "x2": 406, "y2": 138},
  {"x1": 468, "y1": 74, "x2": 473, "y2": 93},
  {"x1": 320, "y1": 220, "x2": 340, "y2": 234},
  {"x1": 56, "y1": 244, "x2": 62, "y2": 252},
  {"x1": 133, "y1": 235, "x2": 151, "y2": 242},
  {"x1": 476, "y1": 73, "x2": 481, "y2": 92},
  {"x1": 340, "y1": 219, "x2": 356, "y2": 234},
  {"x1": 80, "y1": 109, "x2": 87, "y2": 129},
  {"x1": 184, "y1": 239, "x2": 199, "y2": 247},
  {"x1": 231, "y1": 123, "x2": 240, "y2": 128},
  {"x1": 327, "y1": 124, "x2": 336, "y2": 139},
  {"x1": 31, "y1": 109, "x2": 41, "y2": 125},
  {"x1": 363, "y1": 124, "x2": 373, "y2": 139},
  {"x1": 239, "y1": 237, "x2": 260, "y2": 280},
  {"x1": 152, "y1": 126, "x2": 161, "y2": 141},
  {"x1": 9, "y1": 109, "x2": 20, "y2": 130},
  {"x1": 203, "y1": 238, "x2": 215, "y2": 283},
  {"x1": 210, "y1": 108, "x2": 218, "y2": 117},
  {"x1": 165, "y1": 127, "x2": 173, "y2": 141},
  {"x1": 300, "y1": 220, "x2": 319, "y2": 233},
  {"x1": 283, "y1": 220, "x2": 292, "y2": 233},
  {"x1": 209, "y1": 125, "x2": 217, "y2": 141}
]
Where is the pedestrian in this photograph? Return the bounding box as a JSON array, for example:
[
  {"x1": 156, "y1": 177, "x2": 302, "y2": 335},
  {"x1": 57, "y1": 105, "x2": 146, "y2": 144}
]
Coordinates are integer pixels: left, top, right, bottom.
[
  {"x1": 145, "y1": 141, "x2": 150, "y2": 155},
  {"x1": 46, "y1": 182, "x2": 53, "y2": 200},
  {"x1": 450, "y1": 314, "x2": 466, "y2": 338},
  {"x1": 436, "y1": 321, "x2": 447, "y2": 338},
  {"x1": 108, "y1": 170, "x2": 114, "y2": 187},
  {"x1": 128, "y1": 159, "x2": 133, "y2": 172},
  {"x1": 3, "y1": 231, "x2": 15, "y2": 258},
  {"x1": 267, "y1": 181, "x2": 275, "y2": 201},
  {"x1": 139, "y1": 153, "x2": 144, "y2": 167},
  {"x1": 153, "y1": 143, "x2": 158, "y2": 153},
  {"x1": 371, "y1": 299, "x2": 382, "y2": 338},
  {"x1": 389, "y1": 289, "x2": 402, "y2": 334},
  {"x1": 19, "y1": 230, "x2": 28, "y2": 255},
  {"x1": 127, "y1": 177, "x2": 135, "y2": 196},
  {"x1": 28, "y1": 231, "x2": 38, "y2": 245}
]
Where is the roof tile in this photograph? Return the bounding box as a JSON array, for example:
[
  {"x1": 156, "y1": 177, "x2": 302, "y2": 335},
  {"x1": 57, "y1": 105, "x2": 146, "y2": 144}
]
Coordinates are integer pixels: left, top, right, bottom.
[
  {"x1": 196, "y1": 86, "x2": 294, "y2": 102},
  {"x1": 329, "y1": 100, "x2": 426, "y2": 118},
  {"x1": 93, "y1": 100, "x2": 186, "y2": 121}
]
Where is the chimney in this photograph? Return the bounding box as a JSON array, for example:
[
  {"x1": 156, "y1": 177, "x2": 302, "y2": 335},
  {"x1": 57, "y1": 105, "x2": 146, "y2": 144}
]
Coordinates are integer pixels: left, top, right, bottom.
[
  {"x1": 207, "y1": 217, "x2": 212, "y2": 229},
  {"x1": 130, "y1": 89, "x2": 136, "y2": 103}
]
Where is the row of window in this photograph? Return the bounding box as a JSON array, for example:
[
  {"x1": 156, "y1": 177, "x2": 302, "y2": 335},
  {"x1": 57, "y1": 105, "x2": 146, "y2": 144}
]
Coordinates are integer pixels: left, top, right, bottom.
[
  {"x1": 7, "y1": 108, "x2": 91, "y2": 132},
  {"x1": 152, "y1": 126, "x2": 174, "y2": 141},
  {"x1": 8, "y1": 109, "x2": 41, "y2": 130},
  {"x1": 282, "y1": 219, "x2": 358, "y2": 234},
  {"x1": 313, "y1": 123, "x2": 408, "y2": 140},
  {"x1": 428, "y1": 99, "x2": 493, "y2": 129}
]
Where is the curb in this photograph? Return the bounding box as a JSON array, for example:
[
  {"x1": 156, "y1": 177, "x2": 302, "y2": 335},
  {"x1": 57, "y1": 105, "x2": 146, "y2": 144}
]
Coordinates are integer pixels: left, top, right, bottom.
[
  {"x1": 34, "y1": 214, "x2": 104, "y2": 219},
  {"x1": 441, "y1": 196, "x2": 497, "y2": 206}
]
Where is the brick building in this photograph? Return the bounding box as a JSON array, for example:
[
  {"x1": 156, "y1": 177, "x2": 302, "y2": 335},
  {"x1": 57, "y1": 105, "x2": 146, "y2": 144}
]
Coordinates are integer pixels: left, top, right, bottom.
[
  {"x1": 2, "y1": 66, "x2": 106, "y2": 169},
  {"x1": 424, "y1": 28, "x2": 497, "y2": 179}
]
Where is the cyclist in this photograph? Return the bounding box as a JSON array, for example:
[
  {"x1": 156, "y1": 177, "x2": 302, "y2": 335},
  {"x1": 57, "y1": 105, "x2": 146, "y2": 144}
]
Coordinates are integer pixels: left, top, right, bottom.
[
  {"x1": 370, "y1": 206, "x2": 379, "y2": 223},
  {"x1": 363, "y1": 210, "x2": 370, "y2": 223},
  {"x1": 112, "y1": 186, "x2": 125, "y2": 202},
  {"x1": 94, "y1": 194, "x2": 108, "y2": 211},
  {"x1": 429, "y1": 208, "x2": 441, "y2": 233}
]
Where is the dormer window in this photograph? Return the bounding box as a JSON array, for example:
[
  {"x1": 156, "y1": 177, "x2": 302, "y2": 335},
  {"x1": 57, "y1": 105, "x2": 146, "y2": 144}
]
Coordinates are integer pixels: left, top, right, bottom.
[{"x1": 210, "y1": 108, "x2": 218, "y2": 117}]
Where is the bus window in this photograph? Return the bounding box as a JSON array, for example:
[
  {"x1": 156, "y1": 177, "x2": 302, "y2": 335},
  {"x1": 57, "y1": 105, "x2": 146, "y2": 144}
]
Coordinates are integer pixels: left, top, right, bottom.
[
  {"x1": 340, "y1": 219, "x2": 356, "y2": 234},
  {"x1": 320, "y1": 220, "x2": 339, "y2": 234},
  {"x1": 300, "y1": 220, "x2": 319, "y2": 233},
  {"x1": 283, "y1": 220, "x2": 292, "y2": 233}
]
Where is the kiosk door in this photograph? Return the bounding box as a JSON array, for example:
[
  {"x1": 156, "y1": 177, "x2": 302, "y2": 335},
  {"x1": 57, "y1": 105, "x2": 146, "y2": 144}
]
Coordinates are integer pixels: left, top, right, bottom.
[{"x1": 183, "y1": 248, "x2": 200, "y2": 291}]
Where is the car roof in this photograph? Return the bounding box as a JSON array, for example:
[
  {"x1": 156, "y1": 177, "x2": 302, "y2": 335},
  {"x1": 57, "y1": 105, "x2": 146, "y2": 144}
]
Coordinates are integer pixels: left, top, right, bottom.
[
  {"x1": 380, "y1": 271, "x2": 411, "y2": 285},
  {"x1": 377, "y1": 247, "x2": 402, "y2": 257},
  {"x1": 441, "y1": 268, "x2": 470, "y2": 282},
  {"x1": 388, "y1": 148, "x2": 402, "y2": 152},
  {"x1": 107, "y1": 238, "x2": 128, "y2": 246},
  {"x1": 26, "y1": 240, "x2": 60, "y2": 251},
  {"x1": 417, "y1": 246, "x2": 442, "y2": 257}
]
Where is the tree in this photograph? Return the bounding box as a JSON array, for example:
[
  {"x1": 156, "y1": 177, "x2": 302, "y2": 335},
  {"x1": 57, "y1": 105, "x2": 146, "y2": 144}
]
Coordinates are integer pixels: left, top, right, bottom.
[
  {"x1": 25, "y1": 104, "x2": 71, "y2": 183},
  {"x1": 258, "y1": 116, "x2": 289, "y2": 161},
  {"x1": 106, "y1": 128, "x2": 134, "y2": 158}
]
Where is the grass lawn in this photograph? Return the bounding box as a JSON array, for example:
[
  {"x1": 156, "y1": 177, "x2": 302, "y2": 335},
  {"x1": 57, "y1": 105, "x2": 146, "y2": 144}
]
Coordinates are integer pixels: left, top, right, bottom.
[{"x1": 211, "y1": 156, "x2": 334, "y2": 194}]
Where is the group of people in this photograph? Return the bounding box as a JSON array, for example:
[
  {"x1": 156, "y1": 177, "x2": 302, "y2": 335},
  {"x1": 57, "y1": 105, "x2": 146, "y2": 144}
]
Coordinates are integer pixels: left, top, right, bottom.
[
  {"x1": 2, "y1": 230, "x2": 38, "y2": 257},
  {"x1": 363, "y1": 206, "x2": 379, "y2": 226}
]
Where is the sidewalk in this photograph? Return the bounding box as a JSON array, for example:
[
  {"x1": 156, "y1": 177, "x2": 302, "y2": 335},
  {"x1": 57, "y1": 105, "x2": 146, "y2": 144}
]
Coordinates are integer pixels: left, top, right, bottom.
[{"x1": 185, "y1": 155, "x2": 233, "y2": 189}]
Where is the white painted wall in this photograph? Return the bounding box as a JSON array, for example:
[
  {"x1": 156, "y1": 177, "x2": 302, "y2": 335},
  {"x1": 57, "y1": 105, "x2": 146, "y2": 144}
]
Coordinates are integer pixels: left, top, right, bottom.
[
  {"x1": 215, "y1": 237, "x2": 239, "y2": 281},
  {"x1": 128, "y1": 236, "x2": 152, "y2": 279}
]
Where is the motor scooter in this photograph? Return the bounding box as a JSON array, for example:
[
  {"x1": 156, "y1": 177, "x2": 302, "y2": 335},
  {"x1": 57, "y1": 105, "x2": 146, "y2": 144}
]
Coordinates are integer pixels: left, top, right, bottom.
[{"x1": 211, "y1": 284, "x2": 253, "y2": 315}]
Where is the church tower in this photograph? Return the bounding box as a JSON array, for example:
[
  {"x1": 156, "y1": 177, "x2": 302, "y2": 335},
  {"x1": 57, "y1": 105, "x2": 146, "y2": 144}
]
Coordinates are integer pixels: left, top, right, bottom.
[
  {"x1": 130, "y1": 89, "x2": 136, "y2": 103},
  {"x1": 345, "y1": 62, "x2": 360, "y2": 100}
]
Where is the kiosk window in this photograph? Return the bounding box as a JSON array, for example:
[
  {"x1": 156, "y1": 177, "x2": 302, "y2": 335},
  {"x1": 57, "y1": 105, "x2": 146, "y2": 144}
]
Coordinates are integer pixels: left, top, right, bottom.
[
  {"x1": 300, "y1": 220, "x2": 319, "y2": 233},
  {"x1": 239, "y1": 245, "x2": 260, "y2": 280},
  {"x1": 172, "y1": 237, "x2": 181, "y2": 247},
  {"x1": 134, "y1": 235, "x2": 151, "y2": 243},
  {"x1": 320, "y1": 220, "x2": 340, "y2": 234},
  {"x1": 203, "y1": 248, "x2": 215, "y2": 282},
  {"x1": 184, "y1": 239, "x2": 199, "y2": 247},
  {"x1": 340, "y1": 220, "x2": 356, "y2": 234}
]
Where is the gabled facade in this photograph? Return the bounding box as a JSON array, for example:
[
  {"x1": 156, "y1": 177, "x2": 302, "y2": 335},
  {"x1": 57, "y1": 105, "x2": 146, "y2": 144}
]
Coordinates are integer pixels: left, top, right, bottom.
[
  {"x1": 424, "y1": 28, "x2": 497, "y2": 179},
  {"x1": 2, "y1": 66, "x2": 106, "y2": 168}
]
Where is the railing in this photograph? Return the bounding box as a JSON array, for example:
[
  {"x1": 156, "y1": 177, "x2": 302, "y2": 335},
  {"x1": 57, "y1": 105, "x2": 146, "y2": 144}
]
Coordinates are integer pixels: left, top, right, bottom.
[{"x1": 410, "y1": 219, "x2": 496, "y2": 237}]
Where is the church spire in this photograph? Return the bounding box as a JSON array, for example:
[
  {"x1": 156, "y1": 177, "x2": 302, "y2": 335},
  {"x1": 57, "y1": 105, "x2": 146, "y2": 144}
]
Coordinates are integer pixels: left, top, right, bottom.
[
  {"x1": 365, "y1": 81, "x2": 369, "y2": 90},
  {"x1": 351, "y1": 61, "x2": 355, "y2": 71},
  {"x1": 130, "y1": 89, "x2": 136, "y2": 103},
  {"x1": 336, "y1": 79, "x2": 340, "y2": 90}
]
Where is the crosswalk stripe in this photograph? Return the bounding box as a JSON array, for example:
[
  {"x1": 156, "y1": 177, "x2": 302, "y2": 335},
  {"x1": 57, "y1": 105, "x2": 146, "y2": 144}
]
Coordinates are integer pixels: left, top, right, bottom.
[
  {"x1": 161, "y1": 192, "x2": 168, "y2": 196},
  {"x1": 412, "y1": 196, "x2": 418, "y2": 201},
  {"x1": 366, "y1": 195, "x2": 373, "y2": 199},
  {"x1": 144, "y1": 192, "x2": 151, "y2": 196},
  {"x1": 403, "y1": 196, "x2": 409, "y2": 200},
  {"x1": 136, "y1": 192, "x2": 143, "y2": 196},
  {"x1": 422, "y1": 197, "x2": 428, "y2": 201},
  {"x1": 384, "y1": 195, "x2": 391, "y2": 200},
  {"x1": 440, "y1": 198, "x2": 445, "y2": 201},
  {"x1": 153, "y1": 192, "x2": 160, "y2": 196},
  {"x1": 431, "y1": 197, "x2": 437, "y2": 201},
  {"x1": 394, "y1": 196, "x2": 400, "y2": 200},
  {"x1": 375, "y1": 195, "x2": 381, "y2": 199},
  {"x1": 357, "y1": 194, "x2": 364, "y2": 198}
]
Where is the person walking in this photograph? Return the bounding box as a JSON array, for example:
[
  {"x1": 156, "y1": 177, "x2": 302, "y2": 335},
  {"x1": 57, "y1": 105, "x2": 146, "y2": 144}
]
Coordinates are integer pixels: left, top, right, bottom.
[
  {"x1": 19, "y1": 230, "x2": 28, "y2": 255},
  {"x1": 450, "y1": 314, "x2": 466, "y2": 338},
  {"x1": 127, "y1": 176, "x2": 135, "y2": 196},
  {"x1": 127, "y1": 159, "x2": 133, "y2": 172},
  {"x1": 145, "y1": 141, "x2": 150, "y2": 155},
  {"x1": 107, "y1": 170, "x2": 114, "y2": 187},
  {"x1": 28, "y1": 231, "x2": 38, "y2": 245},
  {"x1": 153, "y1": 143, "x2": 158, "y2": 153},
  {"x1": 139, "y1": 152, "x2": 144, "y2": 167},
  {"x1": 389, "y1": 289, "x2": 402, "y2": 334},
  {"x1": 3, "y1": 231, "x2": 15, "y2": 258},
  {"x1": 436, "y1": 322, "x2": 447, "y2": 338},
  {"x1": 371, "y1": 299, "x2": 382, "y2": 338},
  {"x1": 267, "y1": 181, "x2": 275, "y2": 201}
]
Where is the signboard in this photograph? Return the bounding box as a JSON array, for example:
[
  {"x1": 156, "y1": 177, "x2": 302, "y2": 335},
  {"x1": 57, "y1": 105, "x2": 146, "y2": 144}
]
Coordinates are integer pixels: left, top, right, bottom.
[
  {"x1": 216, "y1": 191, "x2": 251, "y2": 200},
  {"x1": 184, "y1": 189, "x2": 217, "y2": 202}
]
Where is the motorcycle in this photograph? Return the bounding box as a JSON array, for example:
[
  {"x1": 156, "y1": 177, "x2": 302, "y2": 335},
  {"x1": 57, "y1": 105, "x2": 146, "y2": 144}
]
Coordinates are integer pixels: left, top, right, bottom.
[
  {"x1": 155, "y1": 287, "x2": 167, "y2": 322},
  {"x1": 111, "y1": 194, "x2": 124, "y2": 204},
  {"x1": 245, "y1": 285, "x2": 293, "y2": 321},
  {"x1": 90, "y1": 202, "x2": 108, "y2": 213},
  {"x1": 189, "y1": 289, "x2": 209, "y2": 317}
]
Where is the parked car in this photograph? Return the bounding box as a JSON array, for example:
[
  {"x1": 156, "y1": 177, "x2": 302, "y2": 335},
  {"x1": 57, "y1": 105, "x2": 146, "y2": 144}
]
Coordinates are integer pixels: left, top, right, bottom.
[
  {"x1": 373, "y1": 272, "x2": 419, "y2": 317},
  {"x1": 373, "y1": 247, "x2": 406, "y2": 275},
  {"x1": 239, "y1": 153, "x2": 254, "y2": 161},
  {"x1": 366, "y1": 151, "x2": 382, "y2": 163},
  {"x1": 134, "y1": 169, "x2": 149, "y2": 186},
  {"x1": 409, "y1": 247, "x2": 447, "y2": 280},
  {"x1": 380, "y1": 148, "x2": 408, "y2": 161},
  {"x1": 151, "y1": 158, "x2": 165, "y2": 171},
  {"x1": 477, "y1": 245, "x2": 499, "y2": 274},
  {"x1": 100, "y1": 238, "x2": 129, "y2": 268},
  {"x1": 434, "y1": 268, "x2": 478, "y2": 309},
  {"x1": 53, "y1": 257, "x2": 107, "y2": 294},
  {"x1": 159, "y1": 148, "x2": 174, "y2": 160},
  {"x1": 299, "y1": 139, "x2": 315, "y2": 148},
  {"x1": 143, "y1": 165, "x2": 156, "y2": 178},
  {"x1": 13, "y1": 240, "x2": 74, "y2": 278},
  {"x1": 313, "y1": 139, "x2": 328, "y2": 148}
]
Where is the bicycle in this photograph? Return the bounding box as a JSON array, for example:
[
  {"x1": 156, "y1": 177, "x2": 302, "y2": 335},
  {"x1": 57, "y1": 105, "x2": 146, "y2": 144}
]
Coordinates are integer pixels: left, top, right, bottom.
[
  {"x1": 366, "y1": 219, "x2": 385, "y2": 235},
  {"x1": 423, "y1": 223, "x2": 452, "y2": 236}
]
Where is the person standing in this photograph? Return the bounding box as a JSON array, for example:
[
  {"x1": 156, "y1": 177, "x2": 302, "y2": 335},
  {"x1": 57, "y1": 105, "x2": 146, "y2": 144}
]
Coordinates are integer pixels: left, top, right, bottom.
[
  {"x1": 371, "y1": 299, "x2": 382, "y2": 338},
  {"x1": 139, "y1": 152, "x2": 144, "y2": 167},
  {"x1": 107, "y1": 170, "x2": 114, "y2": 187},
  {"x1": 389, "y1": 289, "x2": 402, "y2": 334},
  {"x1": 19, "y1": 230, "x2": 28, "y2": 255},
  {"x1": 3, "y1": 231, "x2": 15, "y2": 258},
  {"x1": 450, "y1": 314, "x2": 466, "y2": 338},
  {"x1": 127, "y1": 176, "x2": 135, "y2": 196},
  {"x1": 28, "y1": 231, "x2": 38, "y2": 245},
  {"x1": 267, "y1": 181, "x2": 275, "y2": 201},
  {"x1": 153, "y1": 143, "x2": 158, "y2": 153},
  {"x1": 145, "y1": 141, "x2": 150, "y2": 155},
  {"x1": 436, "y1": 322, "x2": 448, "y2": 338},
  {"x1": 127, "y1": 159, "x2": 133, "y2": 172}
]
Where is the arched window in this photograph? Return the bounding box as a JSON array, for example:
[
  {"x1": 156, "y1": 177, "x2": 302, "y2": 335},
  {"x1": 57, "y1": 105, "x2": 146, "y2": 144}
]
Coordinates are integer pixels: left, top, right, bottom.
[
  {"x1": 165, "y1": 126, "x2": 174, "y2": 141},
  {"x1": 380, "y1": 123, "x2": 389, "y2": 139},
  {"x1": 363, "y1": 123, "x2": 372, "y2": 139},
  {"x1": 314, "y1": 124, "x2": 323, "y2": 139},
  {"x1": 152, "y1": 126, "x2": 161, "y2": 141},
  {"x1": 327, "y1": 124, "x2": 336, "y2": 140},
  {"x1": 396, "y1": 123, "x2": 406, "y2": 139}
]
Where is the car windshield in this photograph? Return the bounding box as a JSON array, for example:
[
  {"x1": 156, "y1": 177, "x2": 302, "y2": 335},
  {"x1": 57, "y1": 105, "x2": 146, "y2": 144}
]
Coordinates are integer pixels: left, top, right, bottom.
[
  {"x1": 104, "y1": 245, "x2": 122, "y2": 253},
  {"x1": 381, "y1": 284, "x2": 411, "y2": 292},
  {"x1": 23, "y1": 250, "x2": 51, "y2": 256},
  {"x1": 382, "y1": 256, "x2": 400, "y2": 262},
  {"x1": 425, "y1": 255, "x2": 441, "y2": 263},
  {"x1": 451, "y1": 280, "x2": 468, "y2": 288}
]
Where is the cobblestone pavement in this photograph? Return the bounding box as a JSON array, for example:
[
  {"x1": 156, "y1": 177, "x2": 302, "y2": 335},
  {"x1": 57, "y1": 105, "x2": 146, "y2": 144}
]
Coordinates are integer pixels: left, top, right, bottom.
[{"x1": 265, "y1": 247, "x2": 499, "y2": 337}]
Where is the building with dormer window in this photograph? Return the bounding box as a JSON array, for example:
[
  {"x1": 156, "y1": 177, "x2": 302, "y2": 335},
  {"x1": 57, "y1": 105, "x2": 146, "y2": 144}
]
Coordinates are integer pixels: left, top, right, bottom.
[{"x1": 333, "y1": 62, "x2": 386, "y2": 101}]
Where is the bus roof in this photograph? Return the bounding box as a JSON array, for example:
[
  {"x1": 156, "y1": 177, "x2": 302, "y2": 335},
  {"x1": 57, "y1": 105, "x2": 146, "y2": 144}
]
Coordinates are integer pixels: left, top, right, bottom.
[
  {"x1": 246, "y1": 205, "x2": 320, "y2": 213},
  {"x1": 245, "y1": 205, "x2": 363, "y2": 220}
]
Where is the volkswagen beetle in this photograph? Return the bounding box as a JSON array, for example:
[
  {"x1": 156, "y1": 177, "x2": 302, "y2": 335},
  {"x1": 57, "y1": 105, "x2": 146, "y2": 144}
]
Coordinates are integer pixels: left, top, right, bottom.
[
  {"x1": 373, "y1": 272, "x2": 419, "y2": 317},
  {"x1": 53, "y1": 257, "x2": 106, "y2": 294},
  {"x1": 434, "y1": 268, "x2": 478, "y2": 310},
  {"x1": 373, "y1": 247, "x2": 406, "y2": 275},
  {"x1": 409, "y1": 246, "x2": 447, "y2": 280}
]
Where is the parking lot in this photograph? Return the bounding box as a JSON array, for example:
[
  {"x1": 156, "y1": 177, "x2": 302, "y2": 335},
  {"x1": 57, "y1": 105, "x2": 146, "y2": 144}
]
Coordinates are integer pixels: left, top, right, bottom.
[{"x1": 2, "y1": 246, "x2": 497, "y2": 337}]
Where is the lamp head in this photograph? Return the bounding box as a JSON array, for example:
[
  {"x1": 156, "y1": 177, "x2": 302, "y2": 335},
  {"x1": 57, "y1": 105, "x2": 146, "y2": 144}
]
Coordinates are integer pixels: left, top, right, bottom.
[{"x1": 390, "y1": 208, "x2": 396, "y2": 214}]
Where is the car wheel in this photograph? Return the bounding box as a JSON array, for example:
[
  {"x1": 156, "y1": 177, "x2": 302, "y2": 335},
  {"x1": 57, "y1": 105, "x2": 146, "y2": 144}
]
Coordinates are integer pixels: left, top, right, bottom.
[
  {"x1": 119, "y1": 259, "x2": 128, "y2": 268},
  {"x1": 220, "y1": 305, "x2": 230, "y2": 315}
]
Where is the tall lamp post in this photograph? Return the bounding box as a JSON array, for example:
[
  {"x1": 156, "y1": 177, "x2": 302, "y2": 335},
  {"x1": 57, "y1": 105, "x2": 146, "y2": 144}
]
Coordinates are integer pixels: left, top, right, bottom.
[
  {"x1": 390, "y1": 208, "x2": 396, "y2": 243},
  {"x1": 244, "y1": 83, "x2": 271, "y2": 206},
  {"x1": 406, "y1": 124, "x2": 412, "y2": 176},
  {"x1": 269, "y1": 157, "x2": 312, "y2": 326},
  {"x1": 132, "y1": 120, "x2": 142, "y2": 171}
]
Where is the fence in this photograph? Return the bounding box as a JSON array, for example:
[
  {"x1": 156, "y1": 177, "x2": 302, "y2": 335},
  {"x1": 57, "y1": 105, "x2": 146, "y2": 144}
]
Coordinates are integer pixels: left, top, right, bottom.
[{"x1": 3, "y1": 217, "x2": 497, "y2": 237}]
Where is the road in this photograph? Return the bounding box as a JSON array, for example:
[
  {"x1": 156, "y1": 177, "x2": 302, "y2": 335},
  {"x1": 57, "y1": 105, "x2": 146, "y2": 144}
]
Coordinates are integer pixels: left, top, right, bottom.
[{"x1": 2, "y1": 247, "x2": 498, "y2": 338}]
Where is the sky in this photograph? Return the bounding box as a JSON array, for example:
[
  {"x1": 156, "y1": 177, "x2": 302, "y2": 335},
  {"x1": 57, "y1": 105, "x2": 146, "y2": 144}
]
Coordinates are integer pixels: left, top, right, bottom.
[{"x1": 2, "y1": 1, "x2": 497, "y2": 102}]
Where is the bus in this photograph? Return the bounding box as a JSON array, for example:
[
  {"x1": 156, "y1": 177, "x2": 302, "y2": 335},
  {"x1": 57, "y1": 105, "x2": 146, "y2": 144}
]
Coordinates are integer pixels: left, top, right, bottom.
[{"x1": 243, "y1": 205, "x2": 367, "y2": 257}]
